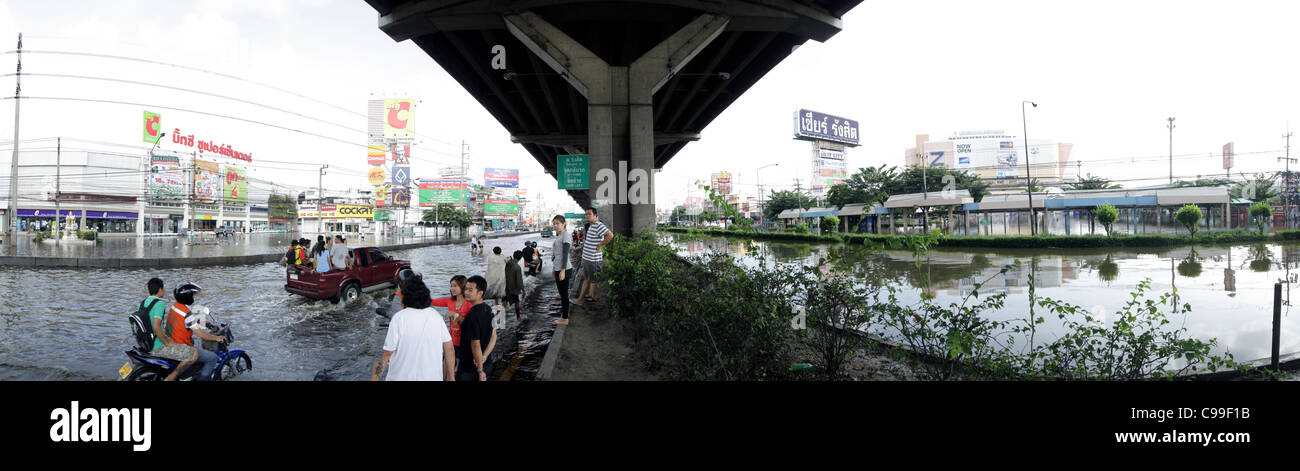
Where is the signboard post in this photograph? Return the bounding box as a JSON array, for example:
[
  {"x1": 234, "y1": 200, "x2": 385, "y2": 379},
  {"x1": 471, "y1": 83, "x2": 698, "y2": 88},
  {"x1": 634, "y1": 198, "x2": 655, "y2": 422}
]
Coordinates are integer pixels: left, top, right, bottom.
[{"x1": 558, "y1": 154, "x2": 589, "y2": 190}]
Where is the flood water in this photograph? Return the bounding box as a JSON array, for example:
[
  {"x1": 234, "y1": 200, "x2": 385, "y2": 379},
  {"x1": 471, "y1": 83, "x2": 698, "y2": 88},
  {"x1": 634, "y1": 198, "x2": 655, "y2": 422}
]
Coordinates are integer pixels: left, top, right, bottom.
[
  {"x1": 0, "y1": 234, "x2": 559, "y2": 381},
  {"x1": 668, "y1": 234, "x2": 1300, "y2": 364}
]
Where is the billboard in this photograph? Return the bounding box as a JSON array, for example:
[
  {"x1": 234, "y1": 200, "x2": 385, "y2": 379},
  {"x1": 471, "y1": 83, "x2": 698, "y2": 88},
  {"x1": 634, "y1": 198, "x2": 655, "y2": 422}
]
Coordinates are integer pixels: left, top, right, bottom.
[
  {"x1": 484, "y1": 199, "x2": 521, "y2": 216},
  {"x1": 710, "y1": 171, "x2": 732, "y2": 195},
  {"x1": 818, "y1": 159, "x2": 846, "y2": 179},
  {"x1": 367, "y1": 145, "x2": 386, "y2": 165},
  {"x1": 223, "y1": 165, "x2": 247, "y2": 205},
  {"x1": 194, "y1": 159, "x2": 221, "y2": 203},
  {"x1": 996, "y1": 141, "x2": 1019, "y2": 179},
  {"x1": 392, "y1": 165, "x2": 411, "y2": 187},
  {"x1": 367, "y1": 99, "x2": 385, "y2": 145},
  {"x1": 793, "y1": 109, "x2": 859, "y2": 146},
  {"x1": 143, "y1": 110, "x2": 162, "y2": 144},
  {"x1": 390, "y1": 143, "x2": 410, "y2": 165},
  {"x1": 384, "y1": 98, "x2": 414, "y2": 140},
  {"x1": 954, "y1": 141, "x2": 974, "y2": 169},
  {"x1": 368, "y1": 167, "x2": 387, "y2": 186},
  {"x1": 485, "y1": 168, "x2": 519, "y2": 188},
  {"x1": 374, "y1": 184, "x2": 388, "y2": 208},
  {"x1": 391, "y1": 188, "x2": 410, "y2": 208},
  {"x1": 418, "y1": 179, "x2": 468, "y2": 207},
  {"x1": 148, "y1": 152, "x2": 184, "y2": 199},
  {"x1": 1223, "y1": 142, "x2": 1234, "y2": 170},
  {"x1": 817, "y1": 148, "x2": 845, "y2": 161}
]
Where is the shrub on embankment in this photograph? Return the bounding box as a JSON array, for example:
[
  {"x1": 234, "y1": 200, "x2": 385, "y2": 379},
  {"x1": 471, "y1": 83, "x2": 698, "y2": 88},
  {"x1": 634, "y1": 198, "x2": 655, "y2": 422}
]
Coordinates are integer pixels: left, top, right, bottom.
[
  {"x1": 630, "y1": 228, "x2": 1275, "y2": 380},
  {"x1": 660, "y1": 226, "x2": 1300, "y2": 248},
  {"x1": 604, "y1": 234, "x2": 798, "y2": 380}
]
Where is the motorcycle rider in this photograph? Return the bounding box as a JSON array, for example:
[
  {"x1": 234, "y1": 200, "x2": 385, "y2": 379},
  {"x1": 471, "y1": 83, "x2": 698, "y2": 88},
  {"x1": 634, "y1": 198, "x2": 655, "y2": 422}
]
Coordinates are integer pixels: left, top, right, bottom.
[{"x1": 160, "y1": 283, "x2": 226, "y2": 381}]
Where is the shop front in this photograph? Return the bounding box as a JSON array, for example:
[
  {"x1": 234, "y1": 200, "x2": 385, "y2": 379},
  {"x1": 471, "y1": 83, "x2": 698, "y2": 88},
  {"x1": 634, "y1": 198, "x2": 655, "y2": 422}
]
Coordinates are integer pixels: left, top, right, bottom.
[
  {"x1": 144, "y1": 213, "x2": 185, "y2": 234},
  {"x1": 16, "y1": 209, "x2": 138, "y2": 233},
  {"x1": 191, "y1": 214, "x2": 217, "y2": 231},
  {"x1": 81, "y1": 210, "x2": 139, "y2": 233}
]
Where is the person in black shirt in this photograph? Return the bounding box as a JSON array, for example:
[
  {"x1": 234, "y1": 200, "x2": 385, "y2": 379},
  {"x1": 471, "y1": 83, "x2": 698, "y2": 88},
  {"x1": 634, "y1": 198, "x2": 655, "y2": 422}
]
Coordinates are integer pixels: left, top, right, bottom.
[{"x1": 457, "y1": 275, "x2": 497, "y2": 381}]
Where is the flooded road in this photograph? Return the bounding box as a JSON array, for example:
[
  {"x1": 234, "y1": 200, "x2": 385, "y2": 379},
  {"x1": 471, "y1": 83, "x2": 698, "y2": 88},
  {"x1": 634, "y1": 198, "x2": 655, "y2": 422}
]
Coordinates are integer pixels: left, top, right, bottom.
[
  {"x1": 668, "y1": 234, "x2": 1300, "y2": 364},
  {"x1": 0, "y1": 233, "x2": 559, "y2": 381}
]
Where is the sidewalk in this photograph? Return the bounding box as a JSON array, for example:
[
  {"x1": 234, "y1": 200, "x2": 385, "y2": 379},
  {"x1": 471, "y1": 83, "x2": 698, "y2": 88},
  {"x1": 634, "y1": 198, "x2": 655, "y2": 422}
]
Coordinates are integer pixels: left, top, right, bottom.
[{"x1": 540, "y1": 285, "x2": 662, "y2": 381}]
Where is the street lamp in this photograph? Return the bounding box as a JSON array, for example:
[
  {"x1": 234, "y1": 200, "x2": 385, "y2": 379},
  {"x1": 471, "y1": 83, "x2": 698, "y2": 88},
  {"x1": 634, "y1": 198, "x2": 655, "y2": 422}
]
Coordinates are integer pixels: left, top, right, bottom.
[
  {"x1": 1022, "y1": 100, "x2": 1037, "y2": 235},
  {"x1": 757, "y1": 163, "x2": 779, "y2": 230}
]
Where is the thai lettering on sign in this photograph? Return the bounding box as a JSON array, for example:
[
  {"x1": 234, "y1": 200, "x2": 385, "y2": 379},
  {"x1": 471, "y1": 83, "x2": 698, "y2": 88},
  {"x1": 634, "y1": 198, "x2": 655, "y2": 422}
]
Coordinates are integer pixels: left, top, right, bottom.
[{"x1": 171, "y1": 128, "x2": 253, "y2": 162}]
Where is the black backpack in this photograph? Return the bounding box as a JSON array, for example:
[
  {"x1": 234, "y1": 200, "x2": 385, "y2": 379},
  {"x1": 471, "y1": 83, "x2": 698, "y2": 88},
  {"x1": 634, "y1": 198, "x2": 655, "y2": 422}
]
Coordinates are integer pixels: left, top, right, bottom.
[{"x1": 129, "y1": 298, "x2": 162, "y2": 351}]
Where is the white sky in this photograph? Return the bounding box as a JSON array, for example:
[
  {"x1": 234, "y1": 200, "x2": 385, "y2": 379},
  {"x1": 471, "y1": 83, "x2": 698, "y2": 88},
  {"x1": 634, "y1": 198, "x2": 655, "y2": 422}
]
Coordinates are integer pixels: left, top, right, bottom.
[{"x1": 3, "y1": 0, "x2": 1299, "y2": 213}]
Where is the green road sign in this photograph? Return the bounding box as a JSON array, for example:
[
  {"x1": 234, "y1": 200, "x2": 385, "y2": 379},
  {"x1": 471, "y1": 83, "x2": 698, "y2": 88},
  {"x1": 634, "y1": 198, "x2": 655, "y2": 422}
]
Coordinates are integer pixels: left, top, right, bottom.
[
  {"x1": 565, "y1": 212, "x2": 584, "y2": 222},
  {"x1": 373, "y1": 209, "x2": 392, "y2": 221},
  {"x1": 558, "y1": 154, "x2": 589, "y2": 190}
]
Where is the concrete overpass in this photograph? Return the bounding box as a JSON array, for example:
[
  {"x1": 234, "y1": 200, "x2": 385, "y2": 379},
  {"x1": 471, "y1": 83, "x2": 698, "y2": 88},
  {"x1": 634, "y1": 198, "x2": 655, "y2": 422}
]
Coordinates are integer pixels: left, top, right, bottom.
[{"x1": 365, "y1": 0, "x2": 862, "y2": 235}]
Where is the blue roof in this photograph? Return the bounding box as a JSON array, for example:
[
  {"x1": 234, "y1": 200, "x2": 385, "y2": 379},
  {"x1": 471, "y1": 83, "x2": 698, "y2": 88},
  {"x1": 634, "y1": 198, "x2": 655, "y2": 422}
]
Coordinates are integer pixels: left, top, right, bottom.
[
  {"x1": 1045, "y1": 196, "x2": 1157, "y2": 208},
  {"x1": 800, "y1": 210, "x2": 838, "y2": 218}
]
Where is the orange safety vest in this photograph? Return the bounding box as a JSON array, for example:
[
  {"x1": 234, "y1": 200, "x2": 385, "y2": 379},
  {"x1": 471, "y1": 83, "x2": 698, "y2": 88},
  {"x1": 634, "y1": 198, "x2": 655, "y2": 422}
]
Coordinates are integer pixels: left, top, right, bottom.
[{"x1": 164, "y1": 302, "x2": 193, "y2": 346}]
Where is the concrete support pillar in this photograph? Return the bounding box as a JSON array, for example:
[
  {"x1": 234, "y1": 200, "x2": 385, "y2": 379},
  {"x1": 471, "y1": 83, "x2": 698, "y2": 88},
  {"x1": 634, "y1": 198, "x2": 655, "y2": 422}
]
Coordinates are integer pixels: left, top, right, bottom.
[
  {"x1": 506, "y1": 11, "x2": 727, "y2": 236},
  {"x1": 890, "y1": 211, "x2": 896, "y2": 234},
  {"x1": 1224, "y1": 202, "x2": 1229, "y2": 229},
  {"x1": 1065, "y1": 208, "x2": 1071, "y2": 235}
]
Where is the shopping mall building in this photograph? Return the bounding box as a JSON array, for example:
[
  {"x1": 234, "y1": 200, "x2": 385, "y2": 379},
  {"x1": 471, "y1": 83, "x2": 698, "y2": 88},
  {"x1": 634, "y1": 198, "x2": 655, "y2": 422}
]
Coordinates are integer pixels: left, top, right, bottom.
[
  {"x1": 0, "y1": 148, "x2": 273, "y2": 236},
  {"x1": 904, "y1": 131, "x2": 1075, "y2": 193}
]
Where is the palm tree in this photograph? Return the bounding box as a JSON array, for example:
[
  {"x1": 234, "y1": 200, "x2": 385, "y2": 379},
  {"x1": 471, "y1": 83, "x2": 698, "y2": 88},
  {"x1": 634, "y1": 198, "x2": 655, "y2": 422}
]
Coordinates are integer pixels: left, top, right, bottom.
[{"x1": 1065, "y1": 174, "x2": 1120, "y2": 191}]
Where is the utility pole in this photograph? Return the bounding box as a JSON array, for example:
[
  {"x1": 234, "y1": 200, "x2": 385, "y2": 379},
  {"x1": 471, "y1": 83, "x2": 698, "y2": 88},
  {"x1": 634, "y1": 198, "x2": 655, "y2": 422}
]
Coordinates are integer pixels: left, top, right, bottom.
[
  {"x1": 54, "y1": 137, "x2": 60, "y2": 240},
  {"x1": 1167, "y1": 117, "x2": 1176, "y2": 184},
  {"x1": 1285, "y1": 130, "x2": 1293, "y2": 230},
  {"x1": 5, "y1": 33, "x2": 21, "y2": 245},
  {"x1": 1023, "y1": 101, "x2": 1038, "y2": 235},
  {"x1": 318, "y1": 164, "x2": 328, "y2": 235}
]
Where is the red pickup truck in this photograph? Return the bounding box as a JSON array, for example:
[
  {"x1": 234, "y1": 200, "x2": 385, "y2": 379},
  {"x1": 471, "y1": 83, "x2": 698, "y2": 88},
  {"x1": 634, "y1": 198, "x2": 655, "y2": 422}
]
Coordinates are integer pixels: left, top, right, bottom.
[{"x1": 284, "y1": 246, "x2": 411, "y2": 303}]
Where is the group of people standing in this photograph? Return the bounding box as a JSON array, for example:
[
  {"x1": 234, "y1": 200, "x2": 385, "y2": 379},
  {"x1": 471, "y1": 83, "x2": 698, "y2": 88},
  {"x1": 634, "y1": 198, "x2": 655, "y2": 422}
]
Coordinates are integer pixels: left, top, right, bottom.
[
  {"x1": 373, "y1": 272, "x2": 498, "y2": 381},
  {"x1": 372, "y1": 207, "x2": 613, "y2": 381},
  {"x1": 283, "y1": 235, "x2": 353, "y2": 272},
  {"x1": 547, "y1": 207, "x2": 612, "y2": 326}
]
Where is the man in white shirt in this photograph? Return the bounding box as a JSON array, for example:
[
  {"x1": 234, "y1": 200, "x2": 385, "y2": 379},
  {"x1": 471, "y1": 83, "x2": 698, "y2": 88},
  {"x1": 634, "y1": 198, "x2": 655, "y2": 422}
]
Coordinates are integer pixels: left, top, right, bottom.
[
  {"x1": 371, "y1": 274, "x2": 456, "y2": 381},
  {"x1": 330, "y1": 235, "x2": 352, "y2": 271}
]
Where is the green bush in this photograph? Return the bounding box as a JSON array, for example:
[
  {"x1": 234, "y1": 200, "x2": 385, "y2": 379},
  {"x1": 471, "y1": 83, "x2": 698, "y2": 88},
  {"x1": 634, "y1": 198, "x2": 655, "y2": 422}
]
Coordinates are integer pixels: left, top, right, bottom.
[
  {"x1": 33, "y1": 231, "x2": 50, "y2": 243},
  {"x1": 1096, "y1": 203, "x2": 1118, "y2": 236},
  {"x1": 821, "y1": 215, "x2": 840, "y2": 233},
  {"x1": 77, "y1": 229, "x2": 97, "y2": 241},
  {"x1": 604, "y1": 233, "x2": 798, "y2": 380},
  {"x1": 1175, "y1": 205, "x2": 1203, "y2": 237},
  {"x1": 793, "y1": 222, "x2": 810, "y2": 234},
  {"x1": 1249, "y1": 202, "x2": 1272, "y2": 234}
]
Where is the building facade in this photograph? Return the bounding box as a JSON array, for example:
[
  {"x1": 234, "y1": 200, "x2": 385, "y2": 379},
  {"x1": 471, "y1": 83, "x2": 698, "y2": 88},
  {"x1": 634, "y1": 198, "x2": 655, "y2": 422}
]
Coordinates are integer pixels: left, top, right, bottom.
[{"x1": 904, "y1": 131, "x2": 1074, "y2": 190}]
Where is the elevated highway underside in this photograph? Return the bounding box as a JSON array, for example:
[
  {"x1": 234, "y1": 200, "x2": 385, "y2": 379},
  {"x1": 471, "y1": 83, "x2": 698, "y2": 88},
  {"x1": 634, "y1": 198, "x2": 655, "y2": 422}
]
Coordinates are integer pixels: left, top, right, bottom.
[{"x1": 365, "y1": 0, "x2": 861, "y2": 234}]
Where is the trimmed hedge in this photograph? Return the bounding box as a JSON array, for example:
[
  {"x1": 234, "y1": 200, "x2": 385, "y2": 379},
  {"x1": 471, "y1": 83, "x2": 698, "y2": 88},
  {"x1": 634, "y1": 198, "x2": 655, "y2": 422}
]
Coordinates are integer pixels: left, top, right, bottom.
[{"x1": 659, "y1": 226, "x2": 1300, "y2": 249}]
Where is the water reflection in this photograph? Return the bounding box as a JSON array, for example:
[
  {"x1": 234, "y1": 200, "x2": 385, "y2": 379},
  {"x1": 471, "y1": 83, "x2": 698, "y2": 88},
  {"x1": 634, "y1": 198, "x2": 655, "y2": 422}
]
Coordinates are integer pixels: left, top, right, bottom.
[{"x1": 666, "y1": 234, "x2": 1300, "y2": 361}]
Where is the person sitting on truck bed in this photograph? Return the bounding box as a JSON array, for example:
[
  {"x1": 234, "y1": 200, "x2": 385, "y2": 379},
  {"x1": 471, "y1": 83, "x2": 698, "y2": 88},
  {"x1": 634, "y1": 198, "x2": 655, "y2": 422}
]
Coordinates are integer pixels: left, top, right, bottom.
[
  {"x1": 330, "y1": 235, "x2": 353, "y2": 270},
  {"x1": 312, "y1": 236, "x2": 331, "y2": 273}
]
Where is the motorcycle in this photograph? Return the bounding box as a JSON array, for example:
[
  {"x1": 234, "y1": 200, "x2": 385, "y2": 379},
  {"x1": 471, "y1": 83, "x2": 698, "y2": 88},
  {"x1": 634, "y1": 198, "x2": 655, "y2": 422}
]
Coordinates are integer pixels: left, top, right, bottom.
[{"x1": 121, "y1": 314, "x2": 252, "y2": 381}]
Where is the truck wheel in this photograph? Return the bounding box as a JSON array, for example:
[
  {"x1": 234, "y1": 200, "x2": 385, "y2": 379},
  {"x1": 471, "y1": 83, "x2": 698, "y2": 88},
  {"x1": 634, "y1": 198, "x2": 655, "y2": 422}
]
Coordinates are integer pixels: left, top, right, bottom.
[{"x1": 342, "y1": 282, "x2": 362, "y2": 304}]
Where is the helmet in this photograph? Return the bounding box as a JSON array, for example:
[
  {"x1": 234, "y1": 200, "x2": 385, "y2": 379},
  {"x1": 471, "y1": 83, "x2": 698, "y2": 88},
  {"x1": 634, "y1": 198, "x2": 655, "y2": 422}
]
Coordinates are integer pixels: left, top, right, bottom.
[{"x1": 174, "y1": 282, "x2": 202, "y2": 305}]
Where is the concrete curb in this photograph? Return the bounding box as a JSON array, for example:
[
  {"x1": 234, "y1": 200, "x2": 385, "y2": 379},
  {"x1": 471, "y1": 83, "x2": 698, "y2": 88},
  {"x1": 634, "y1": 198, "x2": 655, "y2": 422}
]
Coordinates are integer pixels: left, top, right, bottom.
[
  {"x1": 537, "y1": 324, "x2": 566, "y2": 381},
  {"x1": 536, "y1": 266, "x2": 586, "y2": 381}
]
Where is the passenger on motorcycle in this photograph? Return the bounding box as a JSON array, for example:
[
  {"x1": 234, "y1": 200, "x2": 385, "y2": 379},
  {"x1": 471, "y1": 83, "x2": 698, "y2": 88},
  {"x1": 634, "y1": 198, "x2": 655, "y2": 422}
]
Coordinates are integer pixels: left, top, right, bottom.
[{"x1": 159, "y1": 283, "x2": 227, "y2": 381}]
